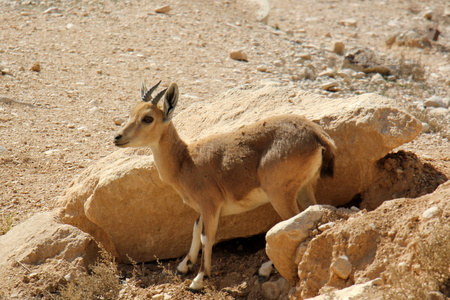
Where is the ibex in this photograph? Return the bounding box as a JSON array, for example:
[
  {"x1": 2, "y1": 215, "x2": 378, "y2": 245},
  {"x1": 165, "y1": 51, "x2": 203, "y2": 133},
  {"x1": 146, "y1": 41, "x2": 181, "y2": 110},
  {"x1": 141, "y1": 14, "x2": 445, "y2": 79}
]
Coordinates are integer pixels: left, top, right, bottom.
[{"x1": 114, "y1": 81, "x2": 336, "y2": 290}]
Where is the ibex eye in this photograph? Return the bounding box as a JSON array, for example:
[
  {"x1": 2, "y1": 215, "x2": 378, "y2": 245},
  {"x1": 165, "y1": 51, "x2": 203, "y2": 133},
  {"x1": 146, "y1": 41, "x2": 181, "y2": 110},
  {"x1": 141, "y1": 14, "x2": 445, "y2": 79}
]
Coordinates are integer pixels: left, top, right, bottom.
[{"x1": 143, "y1": 116, "x2": 154, "y2": 124}]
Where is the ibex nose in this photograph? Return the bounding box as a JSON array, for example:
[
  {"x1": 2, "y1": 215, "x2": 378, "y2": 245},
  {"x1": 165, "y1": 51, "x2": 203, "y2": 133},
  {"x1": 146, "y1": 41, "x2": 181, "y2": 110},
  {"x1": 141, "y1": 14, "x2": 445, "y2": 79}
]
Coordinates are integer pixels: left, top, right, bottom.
[{"x1": 114, "y1": 135, "x2": 122, "y2": 144}]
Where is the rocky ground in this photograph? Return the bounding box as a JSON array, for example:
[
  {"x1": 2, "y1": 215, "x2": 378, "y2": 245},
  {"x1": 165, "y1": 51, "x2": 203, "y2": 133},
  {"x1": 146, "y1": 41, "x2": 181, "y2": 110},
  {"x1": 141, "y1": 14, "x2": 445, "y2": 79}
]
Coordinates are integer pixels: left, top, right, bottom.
[{"x1": 1, "y1": 0, "x2": 449, "y2": 299}]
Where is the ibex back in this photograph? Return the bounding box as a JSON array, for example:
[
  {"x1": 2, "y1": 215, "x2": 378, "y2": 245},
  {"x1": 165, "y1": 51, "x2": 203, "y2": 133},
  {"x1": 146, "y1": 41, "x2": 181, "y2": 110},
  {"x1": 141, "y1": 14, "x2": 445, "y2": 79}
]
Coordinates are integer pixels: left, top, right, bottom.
[{"x1": 114, "y1": 82, "x2": 336, "y2": 290}]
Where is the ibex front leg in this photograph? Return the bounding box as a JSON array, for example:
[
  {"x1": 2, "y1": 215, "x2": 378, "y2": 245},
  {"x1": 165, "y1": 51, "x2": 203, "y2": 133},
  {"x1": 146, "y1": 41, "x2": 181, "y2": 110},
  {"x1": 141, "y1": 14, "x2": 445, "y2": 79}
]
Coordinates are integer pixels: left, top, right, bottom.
[
  {"x1": 177, "y1": 216, "x2": 203, "y2": 274},
  {"x1": 189, "y1": 207, "x2": 221, "y2": 291}
]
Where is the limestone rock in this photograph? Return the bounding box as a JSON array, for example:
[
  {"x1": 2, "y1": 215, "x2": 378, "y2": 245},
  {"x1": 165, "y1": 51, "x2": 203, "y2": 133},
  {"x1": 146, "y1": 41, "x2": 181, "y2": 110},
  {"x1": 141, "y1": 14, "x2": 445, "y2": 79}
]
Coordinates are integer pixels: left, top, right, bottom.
[
  {"x1": 261, "y1": 277, "x2": 289, "y2": 300},
  {"x1": 422, "y1": 206, "x2": 442, "y2": 219},
  {"x1": 230, "y1": 50, "x2": 248, "y2": 61},
  {"x1": 59, "y1": 84, "x2": 422, "y2": 263},
  {"x1": 30, "y1": 62, "x2": 41, "y2": 72},
  {"x1": 425, "y1": 96, "x2": 446, "y2": 108},
  {"x1": 332, "y1": 41, "x2": 345, "y2": 55},
  {"x1": 154, "y1": 5, "x2": 171, "y2": 14},
  {"x1": 266, "y1": 205, "x2": 335, "y2": 283},
  {"x1": 0, "y1": 211, "x2": 98, "y2": 268},
  {"x1": 258, "y1": 261, "x2": 274, "y2": 281},
  {"x1": 331, "y1": 255, "x2": 352, "y2": 279}
]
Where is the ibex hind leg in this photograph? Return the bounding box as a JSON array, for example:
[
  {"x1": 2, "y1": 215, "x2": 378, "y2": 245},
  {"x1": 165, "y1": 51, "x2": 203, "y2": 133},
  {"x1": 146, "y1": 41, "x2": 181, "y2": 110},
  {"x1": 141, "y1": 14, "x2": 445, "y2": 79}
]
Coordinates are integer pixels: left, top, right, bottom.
[
  {"x1": 177, "y1": 216, "x2": 203, "y2": 275},
  {"x1": 267, "y1": 188, "x2": 301, "y2": 220},
  {"x1": 296, "y1": 181, "x2": 317, "y2": 211}
]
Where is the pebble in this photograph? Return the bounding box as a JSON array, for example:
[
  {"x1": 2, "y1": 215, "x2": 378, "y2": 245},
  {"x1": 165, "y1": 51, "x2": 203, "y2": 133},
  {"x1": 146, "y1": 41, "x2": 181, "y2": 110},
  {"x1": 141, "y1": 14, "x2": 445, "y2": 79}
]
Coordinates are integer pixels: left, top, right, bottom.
[
  {"x1": 423, "y1": 10, "x2": 434, "y2": 20},
  {"x1": 113, "y1": 117, "x2": 126, "y2": 126},
  {"x1": 425, "y1": 96, "x2": 446, "y2": 108},
  {"x1": 298, "y1": 52, "x2": 312, "y2": 60},
  {"x1": 422, "y1": 206, "x2": 442, "y2": 219},
  {"x1": 154, "y1": 5, "x2": 171, "y2": 14},
  {"x1": 31, "y1": 62, "x2": 41, "y2": 72},
  {"x1": 370, "y1": 73, "x2": 385, "y2": 84},
  {"x1": 318, "y1": 68, "x2": 335, "y2": 78},
  {"x1": 331, "y1": 255, "x2": 352, "y2": 279},
  {"x1": 0, "y1": 145, "x2": 7, "y2": 152},
  {"x1": 428, "y1": 291, "x2": 446, "y2": 300},
  {"x1": 261, "y1": 277, "x2": 288, "y2": 300},
  {"x1": 332, "y1": 41, "x2": 345, "y2": 55},
  {"x1": 320, "y1": 81, "x2": 339, "y2": 91},
  {"x1": 339, "y1": 18, "x2": 357, "y2": 27},
  {"x1": 273, "y1": 60, "x2": 284, "y2": 67},
  {"x1": 230, "y1": 50, "x2": 248, "y2": 62},
  {"x1": 258, "y1": 261, "x2": 274, "y2": 281},
  {"x1": 421, "y1": 122, "x2": 431, "y2": 133},
  {"x1": 337, "y1": 68, "x2": 357, "y2": 78},
  {"x1": 44, "y1": 7, "x2": 62, "y2": 14}
]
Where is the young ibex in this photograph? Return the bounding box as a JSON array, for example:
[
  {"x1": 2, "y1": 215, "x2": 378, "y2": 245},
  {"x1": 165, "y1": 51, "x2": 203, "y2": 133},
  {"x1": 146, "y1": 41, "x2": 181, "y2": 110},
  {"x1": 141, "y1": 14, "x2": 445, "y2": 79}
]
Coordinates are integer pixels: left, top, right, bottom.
[{"x1": 114, "y1": 81, "x2": 336, "y2": 290}]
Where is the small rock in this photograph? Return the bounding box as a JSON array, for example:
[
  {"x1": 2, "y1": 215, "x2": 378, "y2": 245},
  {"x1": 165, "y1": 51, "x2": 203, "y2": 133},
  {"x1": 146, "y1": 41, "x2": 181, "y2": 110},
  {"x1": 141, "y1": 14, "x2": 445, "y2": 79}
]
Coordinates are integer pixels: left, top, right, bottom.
[
  {"x1": 31, "y1": 62, "x2": 41, "y2": 72},
  {"x1": 422, "y1": 206, "x2": 442, "y2": 219},
  {"x1": 320, "y1": 81, "x2": 339, "y2": 91},
  {"x1": 337, "y1": 68, "x2": 357, "y2": 78},
  {"x1": 331, "y1": 255, "x2": 352, "y2": 279},
  {"x1": 423, "y1": 10, "x2": 434, "y2": 20},
  {"x1": 113, "y1": 117, "x2": 126, "y2": 126},
  {"x1": 370, "y1": 73, "x2": 385, "y2": 84},
  {"x1": 339, "y1": 18, "x2": 357, "y2": 27},
  {"x1": 230, "y1": 50, "x2": 248, "y2": 62},
  {"x1": 0, "y1": 146, "x2": 7, "y2": 152},
  {"x1": 154, "y1": 5, "x2": 171, "y2": 14},
  {"x1": 425, "y1": 96, "x2": 446, "y2": 108},
  {"x1": 261, "y1": 278, "x2": 288, "y2": 300},
  {"x1": 318, "y1": 222, "x2": 335, "y2": 232},
  {"x1": 298, "y1": 52, "x2": 312, "y2": 60},
  {"x1": 66, "y1": 23, "x2": 75, "y2": 29},
  {"x1": 332, "y1": 41, "x2": 345, "y2": 55},
  {"x1": 428, "y1": 291, "x2": 446, "y2": 300},
  {"x1": 257, "y1": 65, "x2": 269, "y2": 72},
  {"x1": 89, "y1": 99, "x2": 99, "y2": 106},
  {"x1": 67, "y1": 124, "x2": 76, "y2": 129},
  {"x1": 44, "y1": 149, "x2": 61, "y2": 155},
  {"x1": 44, "y1": 7, "x2": 62, "y2": 14},
  {"x1": 421, "y1": 122, "x2": 431, "y2": 133},
  {"x1": 273, "y1": 60, "x2": 284, "y2": 67},
  {"x1": 318, "y1": 68, "x2": 335, "y2": 77},
  {"x1": 258, "y1": 261, "x2": 274, "y2": 282}
]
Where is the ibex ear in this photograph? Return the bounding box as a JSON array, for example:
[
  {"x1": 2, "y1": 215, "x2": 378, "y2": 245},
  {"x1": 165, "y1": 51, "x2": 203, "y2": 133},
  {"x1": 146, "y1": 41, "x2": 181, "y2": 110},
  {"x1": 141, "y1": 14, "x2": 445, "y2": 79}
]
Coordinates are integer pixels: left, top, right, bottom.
[{"x1": 163, "y1": 83, "x2": 179, "y2": 122}]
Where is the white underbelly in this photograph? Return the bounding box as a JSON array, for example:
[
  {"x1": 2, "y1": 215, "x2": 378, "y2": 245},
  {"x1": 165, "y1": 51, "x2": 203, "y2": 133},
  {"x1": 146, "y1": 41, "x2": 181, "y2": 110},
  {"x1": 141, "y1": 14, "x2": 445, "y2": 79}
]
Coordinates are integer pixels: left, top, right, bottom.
[{"x1": 220, "y1": 188, "x2": 271, "y2": 216}]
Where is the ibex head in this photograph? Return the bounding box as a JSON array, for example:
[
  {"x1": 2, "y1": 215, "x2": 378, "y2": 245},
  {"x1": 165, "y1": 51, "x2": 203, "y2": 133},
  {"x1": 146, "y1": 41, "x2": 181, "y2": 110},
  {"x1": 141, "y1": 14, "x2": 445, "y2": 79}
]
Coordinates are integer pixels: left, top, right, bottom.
[{"x1": 114, "y1": 81, "x2": 179, "y2": 148}]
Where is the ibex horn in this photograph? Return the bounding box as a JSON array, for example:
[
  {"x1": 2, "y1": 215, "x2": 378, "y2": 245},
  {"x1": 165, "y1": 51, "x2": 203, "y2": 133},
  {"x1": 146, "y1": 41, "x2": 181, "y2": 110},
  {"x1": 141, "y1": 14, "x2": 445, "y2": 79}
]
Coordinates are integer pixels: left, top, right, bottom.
[{"x1": 141, "y1": 80, "x2": 162, "y2": 102}]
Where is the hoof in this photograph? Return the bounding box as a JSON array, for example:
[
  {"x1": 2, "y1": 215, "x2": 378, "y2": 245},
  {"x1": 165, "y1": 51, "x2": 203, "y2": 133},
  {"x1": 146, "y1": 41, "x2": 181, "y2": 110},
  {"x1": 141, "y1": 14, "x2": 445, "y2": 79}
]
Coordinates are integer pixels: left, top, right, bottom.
[
  {"x1": 188, "y1": 280, "x2": 204, "y2": 292},
  {"x1": 176, "y1": 269, "x2": 189, "y2": 276}
]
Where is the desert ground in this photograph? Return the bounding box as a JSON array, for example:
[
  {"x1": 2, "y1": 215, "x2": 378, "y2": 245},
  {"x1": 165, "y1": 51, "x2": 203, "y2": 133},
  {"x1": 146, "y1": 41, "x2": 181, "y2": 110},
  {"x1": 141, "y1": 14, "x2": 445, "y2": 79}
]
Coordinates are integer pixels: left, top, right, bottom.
[{"x1": 1, "y1": 0, "x2": 449, "y2": 299}]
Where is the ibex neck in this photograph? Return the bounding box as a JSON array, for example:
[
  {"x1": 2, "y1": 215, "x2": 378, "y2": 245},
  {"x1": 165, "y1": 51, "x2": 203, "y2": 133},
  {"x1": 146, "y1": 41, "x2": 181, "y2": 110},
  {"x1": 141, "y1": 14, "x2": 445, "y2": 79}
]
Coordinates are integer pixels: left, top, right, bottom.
[{"x1": 150, "y1": 122, "x2": 189, "y2": 184}]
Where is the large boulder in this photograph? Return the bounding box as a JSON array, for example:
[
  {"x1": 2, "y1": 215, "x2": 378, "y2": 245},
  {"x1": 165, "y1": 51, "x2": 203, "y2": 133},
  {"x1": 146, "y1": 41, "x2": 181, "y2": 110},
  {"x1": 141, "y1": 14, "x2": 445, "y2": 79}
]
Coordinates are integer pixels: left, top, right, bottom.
[
  {"x1": 0, "y1": 211, "x2": 98, "y2": 268},
  {"x1": 58, "y1": 84, "x2": 421, "y2": 263},
  {"x1": 265, "y1": 205, "x2": 338, "y2": 284}
]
